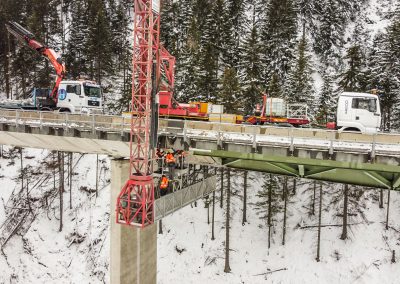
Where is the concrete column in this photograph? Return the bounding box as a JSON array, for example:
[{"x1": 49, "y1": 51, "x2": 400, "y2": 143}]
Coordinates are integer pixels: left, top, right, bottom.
[{"x1": 110, "y1": 159, "x2": 157, "y2": 284}]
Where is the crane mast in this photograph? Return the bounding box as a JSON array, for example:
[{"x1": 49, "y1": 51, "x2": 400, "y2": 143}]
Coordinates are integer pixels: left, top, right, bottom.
[{"x1": 116, "y1": 0, "x2": 161, "y2": 228}]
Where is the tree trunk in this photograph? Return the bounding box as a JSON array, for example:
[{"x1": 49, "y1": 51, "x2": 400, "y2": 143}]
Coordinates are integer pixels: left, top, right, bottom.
[
  {"x1": 340, "y1": 184, "x2": 348, "y2": 240},
  {"x1": 316, "y1": 183, "x2": 323, "y2": 262},
  {"x1": 20, "y1": 148, "x2": 23, "y2": 194},
  {"x1": 69, "y1": 152, "x2": 72, "y2": 209},
  {"x1": 292, "y1": 178, "x2": 296, "y2": 195},
  {"x1": 268, "y1": 174, "x2": 273, "y2": 250},
  {"x1": 95, "y1": 154, "x2": 99, "y2": 197},
  {"x1": 207, "y1": 198, "x2": 210, "y2": 225},
  {"x1": 26, "y1": 169, "x2": 31, "y2": 212},
  {"x1": 53, "y1": 152, "x2": 56, "y2": 191},
  {"x1": 242, "y1": 171, "x2": 248, "y2": 225},
  {"x1": 282, "y1": 176, "x2": 288, "y2": 245},
  {"x1": 58, "y1": 152, "x2": 64, "y2": 232},
  {"x1": 5, "y1": 33, "x2": 11, "y2": 99},
  {"x1": 211, "y1": 189, "x2": 216, "y2": 241},
  {"x1": 386, "y1": 187, "x2": 391, "y2": 230},
  {"x1": 312, "y1": 180, "x2": 316, "y2": 215},
  {"x1": 224, "y1": 168, "x2": 231, "y2": 273},
  {"x1": 220, "y1": 168, "x2": 224, "y2": 208},
  {"x1": 379, "y1": 188, "x2": 384, "y2": 209}
]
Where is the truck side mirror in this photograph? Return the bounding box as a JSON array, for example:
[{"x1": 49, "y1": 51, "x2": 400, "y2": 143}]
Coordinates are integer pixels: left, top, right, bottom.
[{"x1": 76, "y1": 86, "x2": 81, "y2": 96}]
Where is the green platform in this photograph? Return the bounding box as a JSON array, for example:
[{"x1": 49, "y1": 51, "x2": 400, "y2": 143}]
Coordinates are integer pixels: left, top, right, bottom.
[{"x1": 193, "y1": 150, "x2": 400, "y2": 190}]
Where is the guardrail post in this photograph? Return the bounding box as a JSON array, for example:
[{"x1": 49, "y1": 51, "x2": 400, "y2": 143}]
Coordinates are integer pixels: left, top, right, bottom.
[
  {"x1": 328, "y1": 131, "x2": 334, "y2": 157},
  {"x1": 64, "y1": 113, "x2": 69, "y2": 133},
  {"x1": 183, "y1": 120, "x2": 188, "y2": 143},
  {"x1": 217, "y1": 131, "x2": 222, "y2": 149},
  {"x1": 39, "y1": 112, "x2": 43, "y2": 130},
  {"x1": 92, "y1": 114, "x2": 95, "y2": 134},
  {"x1": 289, "y1": 128, "x2": 294, "y2": 155},
  {"x1": 15, "y1": 110, "x2": 19, "y2": 128},
  {"x1": 121, "y1": 117, "x2": 125, "y2": 136},
  {"x1": 371, "y1": 134, "x2": 376, "y2": 161},
  {"x1": 252, "y1": 126, "x2": 257, "y2": 151}
]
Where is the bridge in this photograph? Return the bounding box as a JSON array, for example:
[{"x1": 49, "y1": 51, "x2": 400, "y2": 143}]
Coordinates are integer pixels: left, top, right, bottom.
[{"x1": 1, "y1": 109, "x2": 400, "y2": 283}]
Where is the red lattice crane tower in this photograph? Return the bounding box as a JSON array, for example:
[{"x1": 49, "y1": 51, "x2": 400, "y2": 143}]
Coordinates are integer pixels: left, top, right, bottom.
[{"x1": 116, "y1": 0, "x2": 161, "y2": 228}]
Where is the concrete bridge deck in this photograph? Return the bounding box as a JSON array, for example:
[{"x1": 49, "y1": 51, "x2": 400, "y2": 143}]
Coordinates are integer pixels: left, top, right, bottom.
[{"x1": 0, "y1": 109, "x2": 399, "y2": 161}]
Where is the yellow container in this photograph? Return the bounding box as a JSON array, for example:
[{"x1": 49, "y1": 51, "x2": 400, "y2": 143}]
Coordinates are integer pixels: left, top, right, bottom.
[{"x1": 200, "y1": 102, "x2": 209, "y2": 113}]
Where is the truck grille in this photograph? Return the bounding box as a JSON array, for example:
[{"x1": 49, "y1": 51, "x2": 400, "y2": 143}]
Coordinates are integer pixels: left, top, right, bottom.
[{"x1": 88, "y1": 100, "x2": 100, "y2": 107}]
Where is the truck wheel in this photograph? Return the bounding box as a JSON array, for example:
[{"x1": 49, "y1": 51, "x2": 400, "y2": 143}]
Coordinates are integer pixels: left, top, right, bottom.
[
  {"x1": 59, "y1": 108, "x2": 71, "y2": 113},
  {"x1": 343, "y1": 127, "x2": 360, "y2": 132}
]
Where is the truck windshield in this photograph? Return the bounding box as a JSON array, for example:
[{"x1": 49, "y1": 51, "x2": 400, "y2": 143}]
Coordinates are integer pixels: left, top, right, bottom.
[
  {"x1": 352, "y1": 98, "x2": 377, "y2": 113},
  {"x1": 84, "y1": 85, "x2": 101, "y2": 98}
]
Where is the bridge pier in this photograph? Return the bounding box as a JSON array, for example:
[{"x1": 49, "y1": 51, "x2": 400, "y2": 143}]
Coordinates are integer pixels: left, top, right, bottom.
[{"x1": 110, "y1": 159, "x2": 157, "y2": 284}]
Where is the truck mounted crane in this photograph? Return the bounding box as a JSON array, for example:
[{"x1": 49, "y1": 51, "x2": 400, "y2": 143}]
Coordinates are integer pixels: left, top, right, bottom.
[
  {"x1": 3, "y1": 21, "x2": 103, "y2": 113},
  {"x1": 5, "y1": 21, "x2": 66, "y2": 102}
]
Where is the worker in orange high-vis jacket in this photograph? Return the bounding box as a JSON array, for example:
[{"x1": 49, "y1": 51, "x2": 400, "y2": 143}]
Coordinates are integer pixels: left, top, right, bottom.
[
  {"x1": 165, "y1": 150, "x2": 176, "y2": 178},
  {"x1": 160, "y1": 175, "x2": 169, "y2": 196}
]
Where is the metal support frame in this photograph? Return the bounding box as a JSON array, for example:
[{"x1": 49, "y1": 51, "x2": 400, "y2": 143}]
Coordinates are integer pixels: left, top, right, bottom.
[
  {"x1": 194, "y1": 149, "x2": 400, "y2": 190},
  {"x1": 116, "y1": 0, "x2": 161, "y2": 228}
]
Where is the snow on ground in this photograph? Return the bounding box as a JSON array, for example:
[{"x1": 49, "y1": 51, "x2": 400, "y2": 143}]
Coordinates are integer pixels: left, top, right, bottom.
[
  {"x1": 0, "y1": 147, "x2": 110, "y2": 283},
  {"x1": 1, "y1": 147, "x2": 400, "y2": 283},
  {"x1": 158, "y1": 173, "x2": 400, "y2": 284}
]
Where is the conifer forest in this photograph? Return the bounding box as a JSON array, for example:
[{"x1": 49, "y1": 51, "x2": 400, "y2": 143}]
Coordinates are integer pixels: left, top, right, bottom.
[
  {"x1": 1, "y1": 1, "x2": 400, "y2": 283},
  {"x1": 0, "y1": 0, "x2": 399, "y2": 128}
]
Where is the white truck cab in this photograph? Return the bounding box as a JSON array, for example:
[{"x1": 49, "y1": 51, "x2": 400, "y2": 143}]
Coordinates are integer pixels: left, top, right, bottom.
[
  {"x1": 337, "y1": 92, "x2": 381, "y2": 134},
  {"x1": 57, "y1": 80, "x2": 103, "y2": 113}
]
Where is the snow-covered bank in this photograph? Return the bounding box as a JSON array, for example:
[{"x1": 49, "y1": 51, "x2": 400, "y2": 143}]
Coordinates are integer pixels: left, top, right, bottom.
[{"x1": 1, "y1": 147, "x2": 400, "y2": 283}]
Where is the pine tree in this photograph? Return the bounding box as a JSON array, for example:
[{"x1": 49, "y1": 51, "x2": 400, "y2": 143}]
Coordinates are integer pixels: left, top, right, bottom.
[
  {"x1": 261, "y1": 0, "x2": 297, "y2": 83},
  {"x1": 338, "y1": 45, "x2": 368, "y2": 92},
  {"x1": 255, "y1": 174, "x2": 282, "y2": 248},
  {"x1": 86, "y1": 0, "x2": 113, "y2": 84},
  {"x1": 267, "y1": 72, "x2": 282, "y2": 98},
  {"x1": 65, "y1": 0, "x2": 89, "y2": 79},
  {"x1": 219, "y1": 67, "x2": 241, "y2": 113},
  {"x1": 284, "y1": 34, "x2": 314, "y2": 105},
  {"x1": 313, "y1": 0, "x2": 345, "y2": 66},
  {"x1": 175, "y1": 3, "x2": 201, "y2": 102},
  {"x1": 317, "y1": 69, "x2": 336, "y2": 124},
  {"x1": 239, "y1": 2, "x2": 263, "y2": 114},
  {"x1": 386, "y1": 6, "x2": 400, "y2": 129}
]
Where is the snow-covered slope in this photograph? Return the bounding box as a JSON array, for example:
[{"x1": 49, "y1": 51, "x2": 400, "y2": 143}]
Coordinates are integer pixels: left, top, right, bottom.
[
  {"x1": 158, "y1": 172, "x2": 400, "y2": 284},
  {"x1": 1, "y1": 147, "x2": 400, "y2": 283}
]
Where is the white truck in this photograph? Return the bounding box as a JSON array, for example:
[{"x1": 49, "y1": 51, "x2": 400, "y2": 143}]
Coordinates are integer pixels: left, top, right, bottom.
[
  {"x1": 3, "y1": 22, "x2": 103, "y2": 114},
  {"x1": 336, "y1": 92, "x2": 381, "y2": 134},
  {"x1": 57, "y1": 80, "x2": 103, "y2": 113},
  {"x1": 0, "y1": 80, "x2": 103, "y2": 114}
]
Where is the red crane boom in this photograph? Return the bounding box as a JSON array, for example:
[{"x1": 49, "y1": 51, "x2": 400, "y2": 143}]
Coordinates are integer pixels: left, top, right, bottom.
[
  {"x1": 5, "y1": 21, "x2": 66, "y2": 102},
  {"x1": 116, "y1": 0, "x2": 161, "y2": 228}
]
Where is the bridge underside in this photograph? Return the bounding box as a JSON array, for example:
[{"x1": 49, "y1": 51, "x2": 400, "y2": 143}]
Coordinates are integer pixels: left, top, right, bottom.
[{"x1": 194, "y1": 150, "x2": 400, "y2": 190}]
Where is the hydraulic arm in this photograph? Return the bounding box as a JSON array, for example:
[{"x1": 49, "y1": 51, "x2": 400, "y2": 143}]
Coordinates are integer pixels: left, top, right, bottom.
[{"x1": 5, "y1": 21, "x2": 66, "y2": 102}]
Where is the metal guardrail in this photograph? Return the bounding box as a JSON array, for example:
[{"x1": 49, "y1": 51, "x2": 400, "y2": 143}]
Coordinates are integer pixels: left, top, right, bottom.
[
  {"x1": 154, "y1": 176, "x2": 216, "y2": 221},
  {"x1": 1, "y1": 109, "x2": 400, "y2": 157}
]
